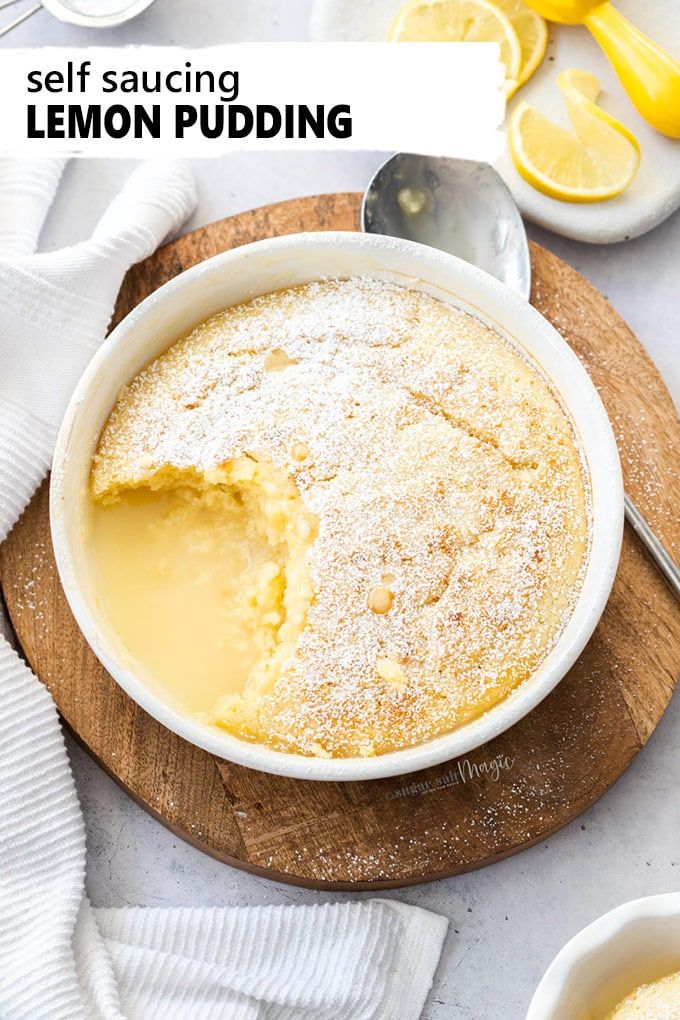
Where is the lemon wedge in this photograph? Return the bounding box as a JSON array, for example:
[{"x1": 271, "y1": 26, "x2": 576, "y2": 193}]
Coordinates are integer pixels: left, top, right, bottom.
[
  {"x1": 388, "y1": 0, "x2": 522, "y2": 94},
  {"x1": 493, "y1": 0, "x2": 547, "y2": 94},
  {"x1": 509, "y1": 69, "x2": 641, "y2": 201}
]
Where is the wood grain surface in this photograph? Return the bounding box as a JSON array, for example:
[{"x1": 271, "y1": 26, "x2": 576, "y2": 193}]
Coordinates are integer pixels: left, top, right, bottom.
[{"x1": 1, "y1": 193, "x2": 679, "y2": 890}]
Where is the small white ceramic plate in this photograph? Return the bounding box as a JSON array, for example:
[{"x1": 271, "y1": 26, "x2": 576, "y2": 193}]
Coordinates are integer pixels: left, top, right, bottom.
[
  {"x1": 310, "y1": 0, "x2": 680, "y2": 244},
  {"x1": 50, "y1": 231, "x2": 623, "y2": 781},
  {"x1": 528, "y1": 893, "x2": 680, "y2": 1018}
]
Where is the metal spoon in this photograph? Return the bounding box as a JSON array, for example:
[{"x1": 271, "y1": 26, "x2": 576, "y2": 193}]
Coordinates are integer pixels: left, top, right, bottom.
[
  {"x1": 0, "y1": 0, "x2": 156, "y2": 38},
  {"x1": 363, "y1": 152, "x2": 680, "y2": 602},
  {"x1": 363, "y1": 153, "x2": 531, "y2": 298}
]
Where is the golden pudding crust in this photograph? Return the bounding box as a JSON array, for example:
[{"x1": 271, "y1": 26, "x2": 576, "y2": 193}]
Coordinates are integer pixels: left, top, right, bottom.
[
  {"x1": 91, "y1": 277, "x2": 589, "y2": 758},
  {"x1": 607, "y1": 970, "x2": 680, "y2": 1018}
]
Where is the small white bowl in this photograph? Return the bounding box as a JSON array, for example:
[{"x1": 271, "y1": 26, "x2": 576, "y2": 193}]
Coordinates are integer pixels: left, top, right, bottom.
[
  {"x1": 528, "y1": 894, "x2": 680, "y2": 1019},
  {"x1": 50, "y1": 231, "x2": 623, "y2": 781}
]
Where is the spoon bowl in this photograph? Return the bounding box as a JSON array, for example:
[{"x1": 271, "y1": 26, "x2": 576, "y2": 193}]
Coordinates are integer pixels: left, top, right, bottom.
[{"x1": 363, "y1": 153, "x2": 531, "y2": 300}]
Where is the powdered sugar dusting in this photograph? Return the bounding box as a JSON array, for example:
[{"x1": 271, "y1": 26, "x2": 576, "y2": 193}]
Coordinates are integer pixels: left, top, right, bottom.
[{"x1": 92, "y1": 277, "x2": 589, "y2": 757}]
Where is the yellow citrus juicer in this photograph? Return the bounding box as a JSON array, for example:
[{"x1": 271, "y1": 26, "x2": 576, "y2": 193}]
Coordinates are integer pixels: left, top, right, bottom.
[{"x1": 522, "y1": 0, "x2": 680, "y2": 138}]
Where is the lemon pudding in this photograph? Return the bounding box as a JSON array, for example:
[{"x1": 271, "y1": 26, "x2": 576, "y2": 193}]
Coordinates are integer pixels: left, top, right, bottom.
[{"x1": 90, "y1": 276, "x2": 589, "y2": 758}]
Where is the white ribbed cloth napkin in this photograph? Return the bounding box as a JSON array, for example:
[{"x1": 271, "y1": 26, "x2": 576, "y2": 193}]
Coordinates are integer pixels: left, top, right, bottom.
[{"x1": 0, "y1": 159, "x2": 448, "y2": 1019}]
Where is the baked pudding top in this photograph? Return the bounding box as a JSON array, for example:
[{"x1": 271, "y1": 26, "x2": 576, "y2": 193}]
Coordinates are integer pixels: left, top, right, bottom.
[
  {"x1": 607, "y1": 971, "x2": 680, "y2": 1019},
  {"x1": 91, "y1": 276, "x2": 589, "y2": 758}
]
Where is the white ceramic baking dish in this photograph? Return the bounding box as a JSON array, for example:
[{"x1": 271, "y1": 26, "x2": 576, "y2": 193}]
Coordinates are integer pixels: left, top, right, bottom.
[
  {"x1": 527, "y1": 893, "x2": 680, "y2": 1018},
  {"x1": 50, "y1": 231, "x2": 623, "y2": 781}
]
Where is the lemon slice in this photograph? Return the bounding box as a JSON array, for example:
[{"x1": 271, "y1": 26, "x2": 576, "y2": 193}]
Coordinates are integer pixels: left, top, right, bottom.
[
  {"x1": 509, "y1": 69, "x2": 641, "y2": 202},
  {"x1": 388, "y1": 0, "x2": 522, "y2": 93},
  {"x1": 492, "y1": 0, "x2": 547, "y2": 94}
]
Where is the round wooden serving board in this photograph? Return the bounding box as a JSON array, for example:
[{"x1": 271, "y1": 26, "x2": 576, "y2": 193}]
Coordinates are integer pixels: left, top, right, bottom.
[{"x1": 2, "y1": 193, "x2": 679, "y2": 890}]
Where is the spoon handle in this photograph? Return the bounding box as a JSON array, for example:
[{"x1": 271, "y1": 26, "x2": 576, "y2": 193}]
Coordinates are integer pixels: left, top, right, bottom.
[
  {"x1": 624, "y1": 493, "x2": 680, "y2": 602},
  {"x1": 585, "y1": 2, "x2": 680, "y2": 138},
  {"x1": 0, "y1": 2, "x2": 40, "y2": 37}
]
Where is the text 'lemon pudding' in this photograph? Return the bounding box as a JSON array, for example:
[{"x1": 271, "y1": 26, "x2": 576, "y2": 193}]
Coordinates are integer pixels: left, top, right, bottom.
[{"x1": 90, "y1": 276, "x2": 589, "y2": 758}]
